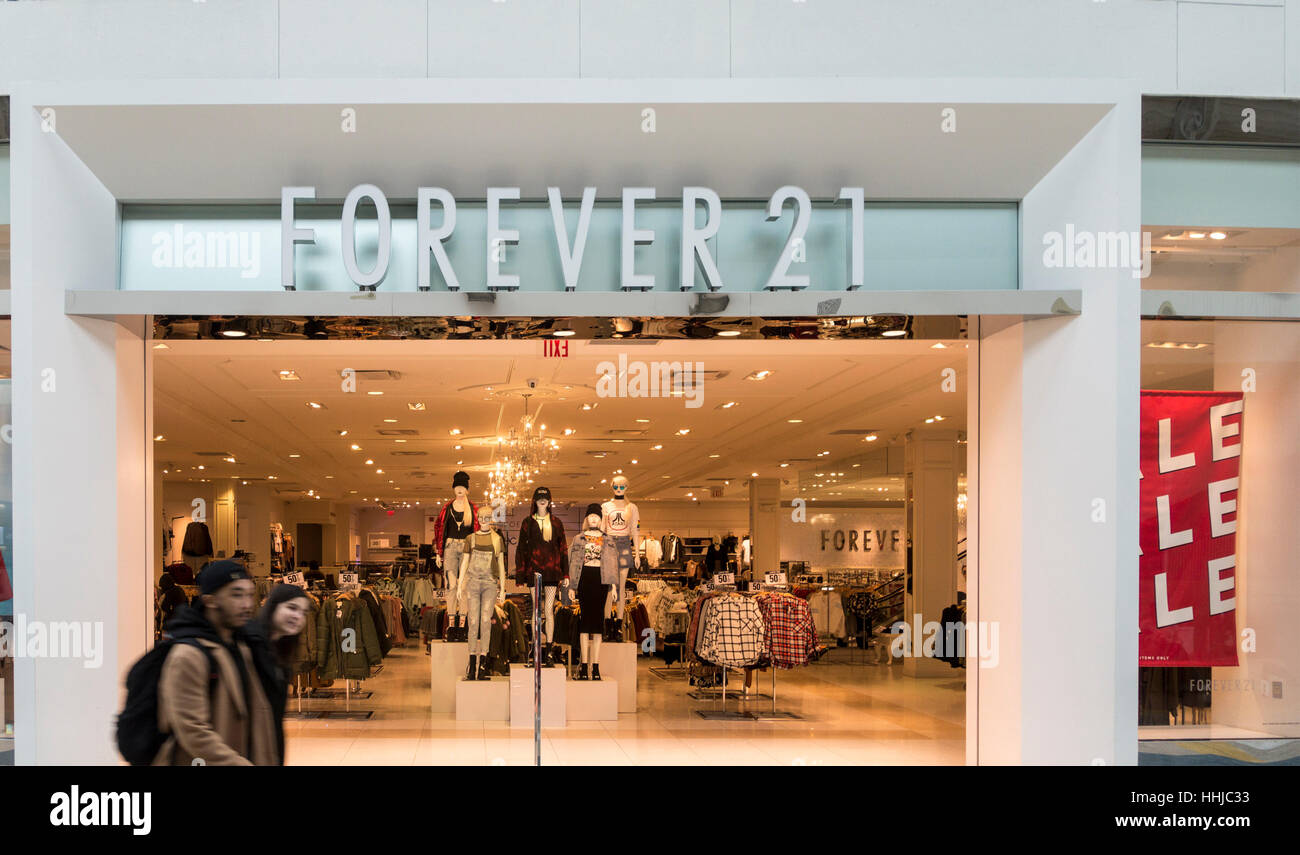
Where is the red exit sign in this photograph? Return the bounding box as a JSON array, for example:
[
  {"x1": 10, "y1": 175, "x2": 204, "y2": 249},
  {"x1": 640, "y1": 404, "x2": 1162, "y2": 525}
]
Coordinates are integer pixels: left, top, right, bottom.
[{"x1": 543, "y1": 340, "x2": 570, "y2": 358}]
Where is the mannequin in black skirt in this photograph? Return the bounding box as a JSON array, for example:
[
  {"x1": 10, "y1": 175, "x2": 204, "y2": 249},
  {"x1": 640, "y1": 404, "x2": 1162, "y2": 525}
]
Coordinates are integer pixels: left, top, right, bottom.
[{"x1": 566, "y1": 503, "x2": 614, "y2": 680}]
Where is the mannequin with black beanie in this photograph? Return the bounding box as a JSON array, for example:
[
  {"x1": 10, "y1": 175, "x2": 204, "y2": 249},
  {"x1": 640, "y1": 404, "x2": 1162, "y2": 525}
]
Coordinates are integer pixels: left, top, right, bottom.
[{"x1": 515, "y1": 486, "x2": 568, "y2": 666}]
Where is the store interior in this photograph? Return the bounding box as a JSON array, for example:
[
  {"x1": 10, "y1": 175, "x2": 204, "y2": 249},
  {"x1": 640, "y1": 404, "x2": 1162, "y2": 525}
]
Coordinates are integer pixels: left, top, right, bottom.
[{"x1": 151, "y1": 318, "x2": 972, "y2": 765}]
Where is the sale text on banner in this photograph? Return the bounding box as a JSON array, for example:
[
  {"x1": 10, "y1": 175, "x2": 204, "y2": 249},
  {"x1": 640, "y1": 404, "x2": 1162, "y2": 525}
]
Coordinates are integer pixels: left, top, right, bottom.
[{"x1": 1139, "y1": 390, "x2": 1243, "y2": 667}]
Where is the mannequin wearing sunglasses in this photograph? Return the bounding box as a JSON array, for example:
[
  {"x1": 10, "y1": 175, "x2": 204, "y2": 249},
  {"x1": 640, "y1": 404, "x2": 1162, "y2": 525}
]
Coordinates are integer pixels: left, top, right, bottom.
[{"x1": 600, "y1": 475, "x2": 640, "y2": 631}]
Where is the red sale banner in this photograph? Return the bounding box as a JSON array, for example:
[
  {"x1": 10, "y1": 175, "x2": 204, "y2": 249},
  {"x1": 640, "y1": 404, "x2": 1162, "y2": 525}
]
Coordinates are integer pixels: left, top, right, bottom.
[{"x1": 1139, "y1": 391, "x2": 1243, "y2": 667}]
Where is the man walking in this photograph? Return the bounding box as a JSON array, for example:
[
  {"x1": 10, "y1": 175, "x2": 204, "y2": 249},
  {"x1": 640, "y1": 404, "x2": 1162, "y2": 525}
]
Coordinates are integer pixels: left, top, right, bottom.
[{"x1": 153, "y1": 559, "x2": 277, "y2": 766}]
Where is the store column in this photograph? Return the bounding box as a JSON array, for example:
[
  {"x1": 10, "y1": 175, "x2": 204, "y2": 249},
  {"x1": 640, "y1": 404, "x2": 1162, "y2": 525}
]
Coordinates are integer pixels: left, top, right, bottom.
[
  {"x1": 903, "y1": 431, "x2": 961, "y2": 677},
  {"x1": 748, "y1": 478, "x2": 781, "y2": 577}
]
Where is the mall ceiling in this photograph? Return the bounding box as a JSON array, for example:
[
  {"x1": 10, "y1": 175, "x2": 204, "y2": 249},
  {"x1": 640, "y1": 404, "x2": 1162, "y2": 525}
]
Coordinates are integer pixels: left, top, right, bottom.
[{"x1": 152, "y1": 338, "x2": 969, "y2": 508}]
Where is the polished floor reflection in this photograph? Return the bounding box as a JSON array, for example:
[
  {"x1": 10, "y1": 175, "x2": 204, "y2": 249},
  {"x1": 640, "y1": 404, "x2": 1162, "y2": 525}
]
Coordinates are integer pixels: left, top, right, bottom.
[{"x1": 285, "y1": 644, "x2": 966, "y2": 766}]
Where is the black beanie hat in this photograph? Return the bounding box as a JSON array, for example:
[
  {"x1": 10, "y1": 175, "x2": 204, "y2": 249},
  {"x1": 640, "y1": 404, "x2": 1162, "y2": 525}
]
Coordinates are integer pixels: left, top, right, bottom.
[
  {"x1": 453, "y1": 470, "x2": 470, "y2": 490},
  {"x1": 532, "y1": 486, "x2": 552, "y2": 502},
  {"x1": 584, "y1": 502, "x2": 602, "y2": 519},
  {"x1": 198, "y1": 559, "x2": 251, "y2": 596}
]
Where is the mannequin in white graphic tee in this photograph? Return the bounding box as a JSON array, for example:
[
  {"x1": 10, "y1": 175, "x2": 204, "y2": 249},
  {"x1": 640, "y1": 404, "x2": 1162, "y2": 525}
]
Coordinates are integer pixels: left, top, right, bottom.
[{"x1": 600, "y1": 475, "x2": 640, "y2": 625}]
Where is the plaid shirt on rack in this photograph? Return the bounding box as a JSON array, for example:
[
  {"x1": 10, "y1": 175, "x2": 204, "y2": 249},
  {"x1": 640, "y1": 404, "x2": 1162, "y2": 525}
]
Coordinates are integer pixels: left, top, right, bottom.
[
  {"x1": 756, "y1": 592, "x2": 818, "y2": 669},
  {"x1": 697, "y1": 594, "x2": 768, "y2": 667}
]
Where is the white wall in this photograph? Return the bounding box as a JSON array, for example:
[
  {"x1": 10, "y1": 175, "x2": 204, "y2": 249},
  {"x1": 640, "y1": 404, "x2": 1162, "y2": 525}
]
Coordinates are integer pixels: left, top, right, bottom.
[{"x1": 2, "y1": 0, "x2": 1299, "y2": 96}]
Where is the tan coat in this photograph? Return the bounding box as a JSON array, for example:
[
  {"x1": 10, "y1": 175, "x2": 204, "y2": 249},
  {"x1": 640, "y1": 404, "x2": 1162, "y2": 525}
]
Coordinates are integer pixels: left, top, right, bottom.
[{"x1": 153, "y1": 637, "x2": 278, "y2": 766}]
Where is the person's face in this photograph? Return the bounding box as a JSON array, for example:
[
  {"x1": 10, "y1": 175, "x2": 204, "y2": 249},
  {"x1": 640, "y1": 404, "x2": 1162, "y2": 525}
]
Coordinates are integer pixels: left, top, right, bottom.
[
  {"x1": 536, "y1": 498, "x2": 549, "y2": 515},
  {"x1": 586, "y1": 513, "x2": 601, "y2": 529},
  {"x1": 275, "y1": 598, "x2": 309, "y2": 637},
  {"x1": 454, "y1": 485, "x2": 468, "y2": 499},
  {"x1": 207, "y1": 579, "x2": 255, "y2": 630}
]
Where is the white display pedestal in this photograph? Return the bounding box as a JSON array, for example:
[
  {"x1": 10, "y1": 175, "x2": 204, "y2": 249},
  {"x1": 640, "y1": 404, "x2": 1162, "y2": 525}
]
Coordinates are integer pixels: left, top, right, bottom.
[
  {"x1": 509, "y1": 664, "x2": 566, "y2": 729},
  {"x1": 455, "y1": 677, "x2": 510, "y2": 721},
  {"x1": 565, "y1": 679, "x2": 618, "y2": 721},
  {"x1": 430, "y1": 642, "x2": 468, "y2": 713},
  {"x1": 599, "y1": 642, "x2": 638, "y2": 713}
]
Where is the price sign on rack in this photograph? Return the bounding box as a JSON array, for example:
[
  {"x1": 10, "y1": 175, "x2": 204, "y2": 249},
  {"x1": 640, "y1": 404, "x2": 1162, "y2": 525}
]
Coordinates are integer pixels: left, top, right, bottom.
[
  {"x1": 764, "y1": 572, "x2": 788, "y2": 587},
  {"x1": 338, "y1": 572, "x2": 360, "y2": 591},
  {"x1": 283, "y1": 571, "x2": 306, "y2": 589},
  {"x1": 713, "y1": 571, "x2": 735, "y2": 586}
]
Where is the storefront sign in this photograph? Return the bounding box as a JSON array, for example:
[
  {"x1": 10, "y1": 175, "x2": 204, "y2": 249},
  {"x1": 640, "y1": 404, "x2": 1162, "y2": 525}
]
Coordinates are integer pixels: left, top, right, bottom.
[
  {"x1": 1139, "y1": 391, "x2": 1243, "y2": 667},
  {"x1": 119, "y1": 197, "x2": 1018, "y2": 293},
  {"x1": 781, "y1": 510, "x2": 905, "y2": 571}
]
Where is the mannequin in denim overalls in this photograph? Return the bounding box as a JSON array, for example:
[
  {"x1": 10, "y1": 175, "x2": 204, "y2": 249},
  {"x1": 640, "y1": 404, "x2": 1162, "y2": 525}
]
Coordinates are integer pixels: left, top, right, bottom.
[{"x1": 456, "y1": 505, "x2": 505, "y2": 681}]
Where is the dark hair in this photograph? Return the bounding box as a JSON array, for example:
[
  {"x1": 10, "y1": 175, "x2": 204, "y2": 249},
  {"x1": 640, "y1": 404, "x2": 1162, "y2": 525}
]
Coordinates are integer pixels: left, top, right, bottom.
[{"x1": 258, "y1": 584, "x2": 310, "y2": 668}]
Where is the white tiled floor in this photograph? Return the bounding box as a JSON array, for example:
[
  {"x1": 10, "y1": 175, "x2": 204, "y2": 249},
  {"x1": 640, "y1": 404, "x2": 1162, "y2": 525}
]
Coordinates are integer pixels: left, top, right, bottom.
[{"x1": 285, "y1": 644, "x2": 966, "y2": 766}]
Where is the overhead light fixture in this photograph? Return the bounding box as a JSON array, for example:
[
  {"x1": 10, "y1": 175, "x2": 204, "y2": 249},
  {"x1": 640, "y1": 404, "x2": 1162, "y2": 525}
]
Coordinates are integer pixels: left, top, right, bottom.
[
  {"x1": 631, "y1": 459, "x2": 639, "y2": 464},
  {"x1": 864, "y1": 434, "x2": 878, "y2": 442},
  {"x1": 717, "y1": 330, "x2": 741, "y2": 338},
  {"x1": 751, "y1": 472, "x2": 758, "y2": 477},
  {"x1": 780, "y1": 463, "x2": 789, "y2": 468},
  {"x1": 1189, "y1": 232, "x2": 1206, "y2": 239},
  {"x1": 581, "y1": 403, "x2": 597, "y2": 411},
  {"x1": 409, "y1": 402, "x2": 426, "y2": 411},
  {"x1": 383, "y1": 418, "x2": 398, "y2": 423},
  {"x1": 787, "y1": 419, "x2": 803, "y2": 424},
  {"x1": 152, "y1": 343, "x2": 169, "y2": 350},
  {"x1": 1210, "y1": 231, "x2": 1227, "y2": 240},
  {"x1": 337, "y1": 429, "x2": 349, "y2": 437},
  {"x1": 926, "y1": 418, "x2": 935, "y2": 424},
  {"x1": 307, "y1": 402, "x2": 325, "y2": 409},
  {"x1": 197, "y1": 465, "x2": 205, "y2": 470},
  {"x1": 278, "y1": 370, "x2": 301, "y2": 381},
  {"x1": 289, "y1": 453, "x2": 301, "y2": 458},
  {"x1": 365, "y1": 459, "x2": 374, "y2": 465},
  {"x1": 351, "y1": 443, "x2": 361, "y2": 451},
  {"x1": 717, "y1": 401, "x2": 738, "y2": 409},
  {"x1": 1145, "y1": 341, "x2": 1209, "y2": 350},
  {"x1": 563, "y1": 428, "x2": 575, "y2": 436},
  {"x1": 934, "y1": 415, "x2": 945, "y2": 421},
  {"x1": 395, "y1": 439, "x2": 406, "y2": 443},
  {"x1": 677, "y1": 428, "x2": 690, "y2": 435},
  {"x1": 652, "y1": 444, "x2": 663, "y2": 450},
  {"x1": 221, "y1": 328, "x2": 248, "y2": 338},
  {"x1": 709, "y1": 454, "x2": 720, "y2": 458},
  {"x1": 154, "y1": 435, "x2": 165, "y2": 442},
  {"x1": 367, "y1": 391, "x2": 384, "y2": 396},
  {"x1": 554, "y1": 329, "x2": 576, "y2": 337},
  {"x1": 745, "y1": 370, "x2": 773, "y2": 381},
  {"x1": 376, "y1": 469, "x2": 384, "y2": 474},
  {"x1": 224, "y1": 457, "x2": 236, "y2": 463},
  {"x1": 454, "y1": 444, "x2": 463, "y2": 450},
  {"x1": 882, "y1": 330, "x2": 906, "y2": 338},
  {"x1": 449, "y1": 428, "x2": 462, "y2": 435},
  {"x1": 930, "y1": 343, "x2": 947, "y2": 350}
]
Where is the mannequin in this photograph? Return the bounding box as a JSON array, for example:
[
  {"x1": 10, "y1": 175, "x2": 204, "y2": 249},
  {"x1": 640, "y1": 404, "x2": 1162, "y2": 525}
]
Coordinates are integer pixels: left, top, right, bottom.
[
  {"x1": 568, "y1": 503, "x2": 613, "y2": 680},
  {"x1": 434, "y1": 470, "x2": 478, "y2": 640},
  {"x1": 457, "y1": 504, "x2": 505, "y2": 680},
  {"x1": 600, "y1": 475, "x2": 641, "y2": 628},
  {"x1": 515, "y1": 486, "x2": 567, "y2": 666}
]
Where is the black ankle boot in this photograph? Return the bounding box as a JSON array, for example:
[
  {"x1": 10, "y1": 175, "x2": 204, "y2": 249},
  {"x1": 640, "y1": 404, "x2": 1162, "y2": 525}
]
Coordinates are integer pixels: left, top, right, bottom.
[
  {"x1": 476, "y1": 655, "x2": 492, "y2": 680},
  {"x1": 591, "y1": 664, "x2": 602, "y2": 681},
  {"x1": 577, "y1": 663, "x2": 589, "y2": 681},
  {"x1": 465, "y1": 654, "x2": 478, "y2": 681}
]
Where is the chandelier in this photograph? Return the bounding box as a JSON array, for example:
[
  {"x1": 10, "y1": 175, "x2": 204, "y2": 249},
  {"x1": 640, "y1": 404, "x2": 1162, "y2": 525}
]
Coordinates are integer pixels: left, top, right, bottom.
[{"x1": 486, "y1": 394, "x2": 560, "y2": 505}]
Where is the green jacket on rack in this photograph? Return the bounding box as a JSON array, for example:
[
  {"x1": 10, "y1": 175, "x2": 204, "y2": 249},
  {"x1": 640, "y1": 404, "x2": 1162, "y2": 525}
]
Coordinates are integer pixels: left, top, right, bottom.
[{"x1": 316, "y1": 593, "x2": 383, "y2": 680}]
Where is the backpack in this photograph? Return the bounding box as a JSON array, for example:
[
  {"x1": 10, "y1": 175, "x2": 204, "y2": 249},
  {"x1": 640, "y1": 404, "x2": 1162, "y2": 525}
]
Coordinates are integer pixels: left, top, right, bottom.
[{"x1": 116, "y1": 639, "x2": 217, "y2": 766}]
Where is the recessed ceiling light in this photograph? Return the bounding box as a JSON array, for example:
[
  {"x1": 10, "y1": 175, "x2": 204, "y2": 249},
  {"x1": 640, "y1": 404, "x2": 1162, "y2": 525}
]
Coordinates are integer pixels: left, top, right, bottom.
[
  {"x1": 449, "y1": 428, "x2": 462, "y2": 435},
  {"x1": 152, "y1": 343, "x2": 169, "y2": 350},
  {"x1": 409, "y1": 402, "x2": 426, "y2": 411},
  {"x1": 780, "y1": 463, "x2": 789, "y2": 468},
  {"x1": 454, "y1": 444, "x2": 463, "y2": 450},
  {"x1": 224, "y1": 457, "x2": 236, "y2": 463},
  {"x1": 677, "y1": 428, "x2": 690, "y2": 435},
  {"x1": 882, "y1": 330, "x2": 906, "y2": 338},
  {"x1": 278, "y1": 370, "x2": 301, "y2": 380},
  {"x1": 717, "y1": 330, "x2": 741, "y2": 337},
  {"x1": 367, "y1": 391, "x2": 384, "y2": 396},
  {"x1": 934, "y1": 415, "x2": 945, "y2": 421},
  {"x1": 376, "y1": 469, "x2": 384, "y2": 474},
  {"x1": 631, "y1": 459, "x2": 638, "y2": 464},
  {"x1": 864, "y1": 435, "x2": 878, "y2": 442},
  {"x1": 718, "y1": 401, "x2": 738, "y2": 409},
  {"x1": 289, "y1": 453, "x2": 301, "y2": 458},
  {"x1": 1189, "y1": 232, "x2": 1206, "y2": 239},
  {"x1": 383, "y1": 418, "x2": 398, "y2": 423},
  {"x1": 337, "y1": 429, "x2": 349, "y2": 437},
  {"x1": 364, "y1": 459, "x2": 374, "y2": 465},
  {"x1": 326, "y1": 475, "x2": 334, "y2": 479},
  {"x1": 1145, "y1": 341, "x2": 1209, "y2": 350},
  {"x1": 221, "y1": 329, "x2": 247, "y2": 338},
  {"x1": 154, "y1": 435, "x2": 165, "y2": 442},
  {"x1": 745, "y1": 370, "x2": 772, "y2": 381},
  {"x1": 926, "y1": 418, "x2": 935, "y2": 424},
  {"x1": 395, "y1": 439, "x2": 406, "y2": 443},
  {"x1": 1210, "y1": 231, "x2": 1227, "y2": 240},
  {"x1": 457, "y1": 460, "x2": 463, "y2": 465},
  {"x1": 787, "y1": 419, "x2": 803, "y2": 424},
  {"x1": 554, "y1": 330, "x2": 576, "y2": 337},
  {"x1": 197, "y1": 465, "x2": 205, "y2": 470},
  {"x1": 930, "y1": 343, "x2": 947, "y2": 349},
  {"x1": 652, "y1": 444, "x2": 663, "y2": 450},
  {"x1": 581, "y1": 403, "x2": 597, "y2": 411},
  {"x1": 307, "y1": 402, "x2": 325, "y2": 409},
  {"x1": 751, "y1": 472, "x2": 758, "y2": 477},
  {"x1": 709, "y1": 454, "x2": 720, "y2": 458}
]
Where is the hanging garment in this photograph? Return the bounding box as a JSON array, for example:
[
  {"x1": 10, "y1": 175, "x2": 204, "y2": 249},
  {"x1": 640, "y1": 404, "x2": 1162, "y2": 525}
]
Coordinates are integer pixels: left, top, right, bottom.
[
  {"x1": 316, "y1": 593, "x2": 383, "y2": 680},
  {"x1": 755, "y1": 592, "x2": 818, "y2": 669},
  {"x1": 181, "y1": 521, "x2": 214, "y2": 557},
  {"x1": 641, "y1": 537, "x2": 662, "y2": 569},
  {"x1": 696, "y1": 594, "x2": 768, "y2": 668},
  {"x1": 358, "y1": 588, "x2": 393, "y2": 656},
  {"x1": 660, "y1": 534, "x2": 683, "y2": 566}
]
